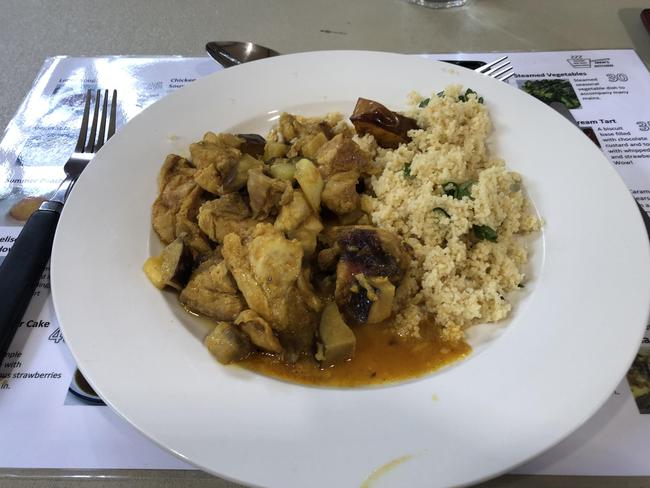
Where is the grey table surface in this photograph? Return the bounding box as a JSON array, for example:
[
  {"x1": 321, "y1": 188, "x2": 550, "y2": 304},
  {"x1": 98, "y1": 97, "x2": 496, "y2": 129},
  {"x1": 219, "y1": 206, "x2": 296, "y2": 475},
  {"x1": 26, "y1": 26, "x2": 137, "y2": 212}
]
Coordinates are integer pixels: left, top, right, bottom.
[{"x1": 2, "y1": 0, "x2": 650, "y2": 487}]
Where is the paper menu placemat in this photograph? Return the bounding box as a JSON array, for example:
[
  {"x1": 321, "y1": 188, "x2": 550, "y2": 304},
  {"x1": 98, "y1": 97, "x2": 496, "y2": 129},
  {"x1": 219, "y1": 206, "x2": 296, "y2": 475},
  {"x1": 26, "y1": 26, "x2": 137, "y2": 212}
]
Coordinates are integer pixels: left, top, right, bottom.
[{"x1": 1, "y1": 51, "x2": 649, "y2": 475}]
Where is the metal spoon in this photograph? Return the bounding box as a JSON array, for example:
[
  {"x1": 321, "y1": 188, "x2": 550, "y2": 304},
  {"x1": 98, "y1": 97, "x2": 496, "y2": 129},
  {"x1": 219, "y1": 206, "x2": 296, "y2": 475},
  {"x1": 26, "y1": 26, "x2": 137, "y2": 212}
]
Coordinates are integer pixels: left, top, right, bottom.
[{"x1": 205, "y1": 41, "x2": 280, "y2": 67}]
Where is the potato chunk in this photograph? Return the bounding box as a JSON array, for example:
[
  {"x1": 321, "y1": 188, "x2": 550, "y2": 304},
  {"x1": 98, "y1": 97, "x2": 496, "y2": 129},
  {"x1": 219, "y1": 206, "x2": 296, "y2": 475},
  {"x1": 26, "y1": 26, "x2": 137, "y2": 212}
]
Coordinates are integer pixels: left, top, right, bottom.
[
  {"x1": 294, "y1": 158, "x2": 323, "y2": 212},
  {"x1": 316, "y1": 303, "x2": 356, "y2": 367}
]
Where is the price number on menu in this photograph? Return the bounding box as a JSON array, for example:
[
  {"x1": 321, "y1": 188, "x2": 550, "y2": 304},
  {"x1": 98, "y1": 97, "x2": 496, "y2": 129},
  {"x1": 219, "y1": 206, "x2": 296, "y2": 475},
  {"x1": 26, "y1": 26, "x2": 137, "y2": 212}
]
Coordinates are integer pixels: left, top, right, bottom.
[
  {"x1": 636, "y1": 121, "x2": 650, "y2": 132},
  {"x1": 606, "y1": 73, "x2": 629, "y2": 82},
  {"x1": 48, "y1": 327, "x2": 64, "y2": 344}
]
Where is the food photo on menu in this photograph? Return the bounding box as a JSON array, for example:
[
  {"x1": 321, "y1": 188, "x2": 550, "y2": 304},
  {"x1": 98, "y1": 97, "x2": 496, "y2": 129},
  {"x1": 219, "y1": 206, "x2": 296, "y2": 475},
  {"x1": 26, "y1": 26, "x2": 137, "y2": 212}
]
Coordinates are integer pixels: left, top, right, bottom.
[{"x1": 1, "y1": 4, "x2": 650, "y2": 485}]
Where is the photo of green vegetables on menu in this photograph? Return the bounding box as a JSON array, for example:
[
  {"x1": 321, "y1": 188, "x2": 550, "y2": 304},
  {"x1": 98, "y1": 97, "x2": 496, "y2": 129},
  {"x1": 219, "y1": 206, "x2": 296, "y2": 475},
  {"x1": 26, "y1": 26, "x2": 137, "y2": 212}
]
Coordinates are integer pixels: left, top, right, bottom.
[{"x1": 520, "y1": 79, "x2": 582, "y2": 109}]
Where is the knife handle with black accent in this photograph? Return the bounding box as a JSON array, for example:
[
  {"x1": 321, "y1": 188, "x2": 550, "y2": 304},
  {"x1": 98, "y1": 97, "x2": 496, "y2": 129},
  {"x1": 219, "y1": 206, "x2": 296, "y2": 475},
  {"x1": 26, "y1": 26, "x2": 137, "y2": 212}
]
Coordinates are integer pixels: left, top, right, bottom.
[{"x1": 0, "y1": 207, "x2": 60, "y2": 361}]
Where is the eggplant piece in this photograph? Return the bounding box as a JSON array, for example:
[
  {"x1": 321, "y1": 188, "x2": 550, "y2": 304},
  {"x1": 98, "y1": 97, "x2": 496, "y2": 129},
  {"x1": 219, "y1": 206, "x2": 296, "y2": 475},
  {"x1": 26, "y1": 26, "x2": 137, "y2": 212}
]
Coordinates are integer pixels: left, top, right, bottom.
[
  {"x1": 316, "y1": 303, "x2": 356, "y2": 367},
  {"x1": 205, "y1": 322, "x2": 253, "y2": 364},
  {"x1": 335, "y1": 271, "x2": 395, "y2": 325},
  {"x1": 336, "y1": 228, "x2": 403, "y2": 281},
  {"x1": 336, "y1": 266, "x2": 373, "y2": 325},
  {"x1": 235, "y1": 310, "x2": 283, "y2": 354},
  {"x1": 326, "y1": 227, "x2": 407, "y2": 325},
  {"x1": 364, "y1": 276, "x2": 395, "y2": 324},
  {"x1": 323, "y1": 225, "x2": 410, "y2": 279},
  {"x1": 350, "y1": 98, "x2": 418, "y2": 149},
  {"x1": 221, "y1": 153, "x2": 264, "y2": 193},
  {"x1": 143, "y1": 237, "x2": 192, "y2": 290},
  {"x1": 237, "y1": 133, "x2": 266, "y2": 158},
  {"x1": 159, "y1": 237, "x2": 193, "y2": 290}
]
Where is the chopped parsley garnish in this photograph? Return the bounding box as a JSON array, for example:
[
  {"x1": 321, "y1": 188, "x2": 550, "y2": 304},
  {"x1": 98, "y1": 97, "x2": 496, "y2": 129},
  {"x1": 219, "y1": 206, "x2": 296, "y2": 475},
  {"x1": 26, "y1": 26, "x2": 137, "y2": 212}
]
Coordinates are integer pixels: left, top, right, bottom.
[
  {"x1": 473, "y1": 225, "x2": 498, "y2": 242},
  {"x1": 458, "y1": 88, "x2": 484, "y2": 104},
  {"x1": 433, "y1": 207, "x2": 451, "y2": 218},
  {"x1": 403, "y1": 163, "x2": 414, "y2": 178},
  {"x1": 442, "y1": 182, "x2": 457, "y2": 196},
  {"x1": 420, "y1": 91, "x2": 445, "y2": 107},
  {"x1": 442, "y1": 180, "x2": 475, "y2": 200}
]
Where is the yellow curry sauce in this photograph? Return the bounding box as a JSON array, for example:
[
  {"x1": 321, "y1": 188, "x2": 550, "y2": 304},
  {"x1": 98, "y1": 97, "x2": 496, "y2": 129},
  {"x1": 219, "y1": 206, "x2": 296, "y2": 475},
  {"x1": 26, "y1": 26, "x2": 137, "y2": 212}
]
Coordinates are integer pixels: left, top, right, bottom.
[{"x1": 239, "y1": 320, "x2": 470, "y2": 387}]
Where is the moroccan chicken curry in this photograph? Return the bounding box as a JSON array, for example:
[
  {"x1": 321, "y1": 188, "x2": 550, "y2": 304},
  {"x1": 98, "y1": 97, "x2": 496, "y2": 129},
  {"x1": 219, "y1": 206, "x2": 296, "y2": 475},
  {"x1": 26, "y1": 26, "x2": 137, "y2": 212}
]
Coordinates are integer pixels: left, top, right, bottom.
[{"x1": 144, "y1": 89, "x2": 540, "y2": 386}]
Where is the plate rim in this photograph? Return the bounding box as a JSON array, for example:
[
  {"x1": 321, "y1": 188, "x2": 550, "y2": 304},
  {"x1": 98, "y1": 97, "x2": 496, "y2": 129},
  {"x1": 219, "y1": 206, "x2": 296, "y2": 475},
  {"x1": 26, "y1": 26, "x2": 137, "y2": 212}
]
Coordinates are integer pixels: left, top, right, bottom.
[{"x1": 51, "y1": 49, "x2": 650, "y2": 487}]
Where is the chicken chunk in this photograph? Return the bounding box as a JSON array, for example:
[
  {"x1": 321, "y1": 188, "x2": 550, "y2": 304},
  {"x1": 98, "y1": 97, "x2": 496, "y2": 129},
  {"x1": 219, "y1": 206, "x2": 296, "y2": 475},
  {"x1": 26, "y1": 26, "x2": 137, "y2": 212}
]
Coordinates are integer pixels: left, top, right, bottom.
[
  {"x1": 158, "y1": 154, "x2": 195, "y2": 193},
  {"x1": 190, "y1": 134, "x2": 241, "y2": 170},
  {"x1": 197, "y1": 193, "x2": 257, "y2": 243},
  {"x1": 274, "y1": 189, "x2": 311, "y2": 233},
  {"x1": 246, "y1": 168, "x2": 290, "y2": 219},
  {"x1": 315, "y1": 134, "x2": 377, "y2": 178},
  {"x1": 223, "y1": 224, "x2": 301, "y2": 324},
  {"x1": 276, "y1": 112, "x2": 336, "y2": 143},
  {"x1": 189, "y1": 133, "x2": 243, "y2": 194},
  {"x1": 174, "y1": 185, "x2": 211, "y2": 255},
  {"x1": 193, "y1": 163, "x2": 222, "y2": 194},
  {"x1": 287, "y1": 213, "x2": 324, "y2": 256},
  {"x1": 180, "y1": 257, "x2": 245, "y2": 321},
  {"x1": 296, "y1": 267, "x2": 323, "y2": 313},
  {"x1": 235, "y1": 310, "x2": 283, "y2": 353},
  {"x1": 221, "y1": 154, "x2": 264, "y2": 193},
  {"x1": 321, "y1": 170, "x2": 360, "y2": 215},
  {"x1": 152, "y1": 173, "x2": 198, "y2": 244},
  {"x1": 222, "y1": 224, "x2": 318, "y2": 358}
]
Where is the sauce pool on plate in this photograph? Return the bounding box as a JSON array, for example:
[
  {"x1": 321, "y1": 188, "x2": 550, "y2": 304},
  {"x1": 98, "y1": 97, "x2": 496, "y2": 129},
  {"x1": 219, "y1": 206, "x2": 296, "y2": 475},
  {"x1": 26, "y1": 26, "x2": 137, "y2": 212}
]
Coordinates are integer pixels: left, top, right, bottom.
[{"x1": 239, "y1": 320, "x2": 470, "y2": 387}]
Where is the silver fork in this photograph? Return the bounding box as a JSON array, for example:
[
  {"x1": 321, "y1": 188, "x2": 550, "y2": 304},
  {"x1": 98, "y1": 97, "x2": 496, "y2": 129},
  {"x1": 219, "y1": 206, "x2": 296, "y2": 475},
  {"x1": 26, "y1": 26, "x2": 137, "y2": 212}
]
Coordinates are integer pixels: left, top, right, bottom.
[
  {"x1": 42, "y1": 89, "x2": 118, "y2": 213},
  {"x1": 475, "y1": 56, "x2": 514, "y2": 81},
  {"x1": 0, "y1": 89, "x2": 118, "y2": 361}
]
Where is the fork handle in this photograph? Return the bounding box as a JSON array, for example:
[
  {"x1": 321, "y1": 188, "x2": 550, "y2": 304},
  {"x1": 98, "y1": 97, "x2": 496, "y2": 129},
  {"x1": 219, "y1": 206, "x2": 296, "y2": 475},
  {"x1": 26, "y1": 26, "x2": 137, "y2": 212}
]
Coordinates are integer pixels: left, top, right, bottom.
[{"x1": 0, "y1": 207, "x2": 60, "y2": 361}]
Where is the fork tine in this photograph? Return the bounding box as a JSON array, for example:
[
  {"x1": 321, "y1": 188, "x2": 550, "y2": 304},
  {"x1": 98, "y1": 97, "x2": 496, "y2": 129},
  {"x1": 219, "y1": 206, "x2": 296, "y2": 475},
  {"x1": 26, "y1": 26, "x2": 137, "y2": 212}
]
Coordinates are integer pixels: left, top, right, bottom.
[
  {"x1": 107, "y1": 90, "x2": 117, "y2": 140},
  {"x1": 496, "y1": 71, "x2": 515, "y2": 82},
  {"x1": 85, "y1": 90, "x2": 101, "y2": 153},
  {"x1": 483, "y1": 60, "x2": 511, "y2": 78},
  {"x1": 95, "y1": 90, "x2": 109, "y2": 150},
  {"x1": 491, "y1": 65, "x2": 514, "y2": 80},
  {"x1": 474, "y1": 55, "x2": 508, "y2": 74},
  {"x1": 74, "y1": 90, "x2": 92, "y2": 153}
]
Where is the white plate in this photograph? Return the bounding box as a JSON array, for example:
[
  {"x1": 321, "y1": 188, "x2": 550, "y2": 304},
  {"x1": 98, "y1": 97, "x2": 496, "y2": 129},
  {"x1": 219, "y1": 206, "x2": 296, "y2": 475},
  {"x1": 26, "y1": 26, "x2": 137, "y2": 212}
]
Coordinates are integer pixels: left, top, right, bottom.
[{"x1": 51, "y1": 51, "x2": 650, "y2": 487}]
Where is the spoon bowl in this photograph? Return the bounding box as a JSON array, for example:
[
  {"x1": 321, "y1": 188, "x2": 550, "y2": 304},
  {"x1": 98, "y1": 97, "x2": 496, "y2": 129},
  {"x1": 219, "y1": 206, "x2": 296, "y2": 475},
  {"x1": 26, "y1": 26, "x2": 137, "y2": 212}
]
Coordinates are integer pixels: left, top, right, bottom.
[{"x1": 205, "y1": 41, "x2": 280, "y2": 67}]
